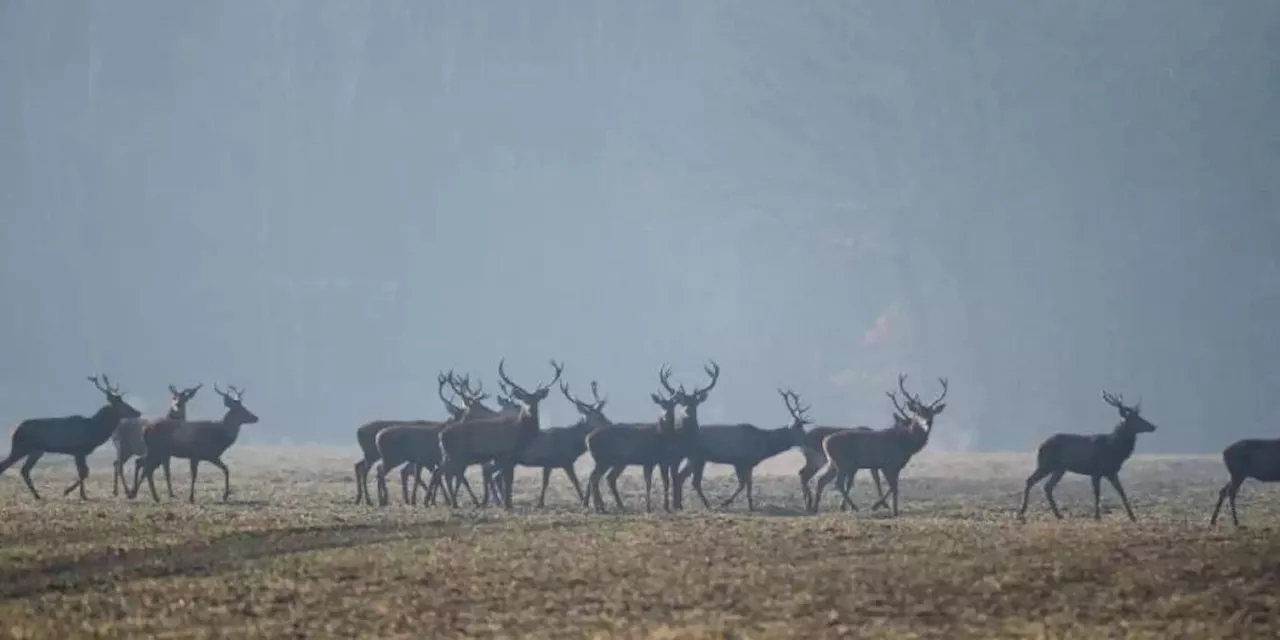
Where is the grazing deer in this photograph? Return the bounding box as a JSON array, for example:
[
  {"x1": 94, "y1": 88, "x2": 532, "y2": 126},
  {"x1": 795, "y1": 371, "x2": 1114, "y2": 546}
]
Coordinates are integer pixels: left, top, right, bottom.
[
  {"x1": 131, "y1": 384, "x2": 260, "y2": 503},
  {"x1": 1017, "y1": 390, "x2": 1156, "y2": 522},
  {"x1": 94, "y1": 384, "x2": 202, "y2": 499},
  {"x1": 812, "y1": 375, "x2": 948, "y2": 516},
  {"x1": 483, "y1": 380, "x2": 604, "y2": 507},
  {"x1": 673, "y1": 388, "x2": 810, "y2": 511},
  {"x1": 582, "y1": 383, "x2": 682, "y2": 513},
  {"x1": 1210, "y1": 438, "x2": 1280, "y2": 526},
  {"x1": 663, "y1": 361, "x2": 720, "y2": 510},
  {"x1": 427, "y1": 359, "x2": 564, "y2": 509},
  {"x1": 0, "y1": 375, "x2": 141, "y2": 500}
]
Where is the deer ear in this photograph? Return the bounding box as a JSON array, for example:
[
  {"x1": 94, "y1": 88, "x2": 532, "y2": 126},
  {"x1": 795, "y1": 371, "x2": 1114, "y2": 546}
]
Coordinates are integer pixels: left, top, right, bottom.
[{"x1": 933, "y1": 403, "x2": 946, "y2": 415}]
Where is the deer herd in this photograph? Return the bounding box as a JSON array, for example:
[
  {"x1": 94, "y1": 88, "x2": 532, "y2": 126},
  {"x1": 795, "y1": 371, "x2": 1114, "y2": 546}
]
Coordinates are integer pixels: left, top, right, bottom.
[{"x1": 2, "y1": 363, "x2": 1279, "y2": 527}]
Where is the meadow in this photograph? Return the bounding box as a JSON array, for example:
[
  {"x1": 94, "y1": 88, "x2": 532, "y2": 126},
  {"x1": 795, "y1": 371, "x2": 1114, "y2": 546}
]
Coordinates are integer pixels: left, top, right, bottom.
[{"x1": 0, "y1": 448, "x2": 1277, "y2": 638}]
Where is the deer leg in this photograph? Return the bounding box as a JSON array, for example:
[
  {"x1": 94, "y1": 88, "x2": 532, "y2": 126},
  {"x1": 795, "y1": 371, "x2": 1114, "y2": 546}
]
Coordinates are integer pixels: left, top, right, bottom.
[
  {"x1": 811, "y1": 463, "x2": 838, "y2": 514},
  {"x1": 798, "y1": 456, "x2": 821, "y2": 512},
  {"x1": 188, "y1": 459, "x2": 200, "y2": 503},
  {"x1": 659, "y1": 463, "x2": 673, "y2": 512},
  {"x1": 500, "y1": 464, "x2": 516, "y2": 509},
  {"x1": 207, "y1": 458, "x2": 232, "y2": 502},
  {"x1": 141, "y1": 456, "x2": 164, "y2": 502},
  {"x1": 1227, "y1": 477, "x2": 1244, "y2": 527},
  {"x1": 426, "y1": 466, "x2": 452, "y2": 508},
  {"x1": 374, "y1": 462, "x2": 390, "y2": 507},
  {"x1": 73, "y1": 455, "x2": 90, "y2": 500},
  {"x1": 18, "y1": 452, "x2": 44, "y2": 500},
  {"x1": 1091, "y1": 475, "x2": 1103, "y2": 520},
  {"x1": 588, "y1": 464, "x2": 608, "y2": 513},
  {"x1": 838, "y1": 471, "x2": 860, "y2": 511},
  {"x1": 869, "y1": 469, "x2": 888, "y2": 509},
  {"x1": 1211, "y1": 479, "x2": 1234, "y2": 526},
  {"x1": 745, "y1": 467, "x2": 756, "y2": 512},
  {"x1": 642, "y1": 464, "x2": 655, "y2": 513},
  {"x1": 163, "y1": 459, "x2": 175, "y2": 499},
  {"x1": 111, "y1": 455, "x2": 123, "y2": 497},
  {"x1": 537, "y1": 467, "x2": 552, "y2": 507},
  {"x1": 690, "y1": 462, "x2": 713, "y2": 510},
  {"x1": 353, "y1": 459, "x2": 367, "y2": 505},
  {"x1": 1042, "y1": 470, "x2": 1066, "y2": 519},
  {"x1": 721, "y1": 466, "x2": 748, "y2": 510},
  {"x1": 1105, "y1": 474, "x2": 1137, "y2": 522},
  {"x1": 883, "y1": 468, "x2": 903, "y2": 517},
  {"x1": 606, "y1": 465, "x2": 626, "y2": 511},
  {"x1": 400, "y1": 463, "x2": 415, "y2": 505},
  {"x1": 563, "y1": 465, "x2": 586, "y2": 507},
  {"x1": 130, "y1": 458, "x2": 145, "y2": 499},
  {"x1": 1018, "y1": 467, "x2": 1051, "y2": 521}
]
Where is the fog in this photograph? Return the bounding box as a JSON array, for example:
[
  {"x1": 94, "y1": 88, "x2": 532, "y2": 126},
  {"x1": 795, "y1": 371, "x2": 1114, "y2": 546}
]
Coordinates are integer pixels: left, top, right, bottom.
[{"x1": 1, "y1": 1, "x2": 1277, "y2": 453}]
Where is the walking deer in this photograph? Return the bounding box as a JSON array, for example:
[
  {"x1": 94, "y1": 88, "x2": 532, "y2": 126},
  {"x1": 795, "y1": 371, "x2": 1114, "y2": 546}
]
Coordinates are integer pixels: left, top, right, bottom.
[
  {"x1": 1, "y1": 375, "x2": 141, "y2": 500},
  {"x1": 92, "y1": 383, "x2": 202, "y2": 499},
  {"x1": 582, "y1": 381, "x2": 682, "y2": 513},
  {"x1": 427, "y1": 359, "x2": 564, "y2": 509},
  {"x1": 1017, "y1": 390, "x2": 1157, "y2": 522},
  {"x1": 1210, "y1": 437, "x2": 1280, "y2": 526},
  {"x1": 674, "y1": 388, "x2": 810, "y2": 511},
  {"x1": 812, "y1": 375, "x2": 948, "y2": 516},
  {"x1": 131, "y1": 384, "x2": 260, "y2": 503}
]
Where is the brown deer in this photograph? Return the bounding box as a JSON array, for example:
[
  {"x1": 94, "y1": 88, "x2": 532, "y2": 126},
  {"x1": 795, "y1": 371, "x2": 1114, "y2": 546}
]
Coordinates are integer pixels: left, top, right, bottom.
[
  {"x1": 1017, "y1": 391, "x2": 1157, "y2": 522},
  {"x1": 663, "y1": 361, "x2": 720, "y2": 510},
  {"x1": 96, "y1": 383, "x2": 202, "y2": 499},
  {"x1": 1210, "y1": 438, "x2": 1280, "y2": 526},
  {"x1": 427, "y1": 359, "x2": 564, "y2": 509},
  {"x1": 673, "y1": 388, "x2": 811, "y2": 511},
  {"x1": 582, "y1": 383, "x2": 682, "y2": 513},
  {"x1": 811, "y1": 375, "x2": 948, "y2": 516},
  {"x1": 483, "y1": 380, "x2": 605, "y2": 506},
  {"x1": 0, "y1": 375, "x2": 142, "y2": 500},
  {"x1": 131, "y1": 384, "x2": 260, "y2": 503},
  {"x1": 794, "y1": 387, "x2": 891, "y2": 512}
]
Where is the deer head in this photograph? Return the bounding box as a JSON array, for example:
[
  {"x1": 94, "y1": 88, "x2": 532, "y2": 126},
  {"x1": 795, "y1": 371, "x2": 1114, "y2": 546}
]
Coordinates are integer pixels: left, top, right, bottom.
[
  {"x1": 896, "y1": 373, "x2": 948, "y2": 428},
  {"x1": 650, "y1": 387, "x2": 680, "y2": 431},
  {"x1": 885, "y1": 390, "x2": 923, "y2": 431},
  {"x1": 89, "y1": 374, "x2": 141, "y2": 420},
  {"x1": 497, "y1": 359, "x2": 565, "y2": 414},
  {"x1": 448, "y1": 372, "x2": 491, "y2": 409},
  {"x1": 668, "y1": 360, "x2": 720, "y2": 425},
  {"x1": 1102, "y1": 390, "x2": 1156, "y2": 434},
  {"x1": 214, "y1": 384, "x2": 259, "y2": 425},
  {"x1": 167, "y1": 383, "x2": 202, "y2": 416},
  {"x1": 560, "y1": 380, "x2": 612, "y2": 430}
]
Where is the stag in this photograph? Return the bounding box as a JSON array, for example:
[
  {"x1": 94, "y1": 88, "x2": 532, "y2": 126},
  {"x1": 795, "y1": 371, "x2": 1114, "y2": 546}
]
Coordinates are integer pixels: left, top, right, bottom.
[
  {"x1": 131, "y1": 384, "x2": 260, "y2": 503},
  {"x1": 483, "y1": 380, "x2": 605, "y2": 506},
  {"x1": 1017, "y1": 391, "x2": 1157, "y2": 522},
  {"x1": 1210, "y1": 438, "x2": 1280, "y2": 526},
  {"x1": 426, "y1": 359, "x2": 564, "y2": 509},
  {"x1": 95, "y1": 383, "x2": 202, "y2": 499},
  {"x1": 0, "y1": 375, "x2": 141, "y2": 500},
  {"x1": 795, "y1": 389, "x2": 895, "y2": 512},
  {"x1": 811, "y1": 375, "x2": 948, "y2": 516},
  {"x1": 663, "y1": 361, "x2": 720, "y2": 510},
  {"x1": 673, "y1": 388, "x2": 810, "y2": 511},
  {"x1": 582, "y1": 382, "x2": 682, "y2": 513}
]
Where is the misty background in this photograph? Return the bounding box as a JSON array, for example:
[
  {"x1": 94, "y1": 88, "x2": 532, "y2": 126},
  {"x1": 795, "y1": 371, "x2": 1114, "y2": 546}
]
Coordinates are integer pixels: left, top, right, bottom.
[{"x1": 1, "y1": 1, "x2": 1277, "y2": 453}]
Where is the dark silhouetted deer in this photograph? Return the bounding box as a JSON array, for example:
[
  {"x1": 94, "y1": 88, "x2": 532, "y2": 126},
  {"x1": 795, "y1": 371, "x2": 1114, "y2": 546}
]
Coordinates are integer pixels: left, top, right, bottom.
[
  {"x1": 1210, "y1": 437, "x2": 1280, "y2": 526},
  {"x1": 1017, "y1": 390, "x2": 1156, "y2": 522}
]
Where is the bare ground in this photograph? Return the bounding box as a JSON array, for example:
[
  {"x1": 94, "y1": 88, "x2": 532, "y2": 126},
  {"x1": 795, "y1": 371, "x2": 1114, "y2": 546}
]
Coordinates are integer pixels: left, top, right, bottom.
[{"x1": 0, "y1": 447, "x2": 1278, "y2": 638}]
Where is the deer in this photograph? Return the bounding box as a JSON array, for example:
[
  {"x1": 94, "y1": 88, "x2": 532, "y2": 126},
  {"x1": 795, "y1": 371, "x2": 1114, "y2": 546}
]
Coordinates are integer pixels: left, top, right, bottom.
[
  {"x1": 672, "y1": 388, "x2": 811, "y2": 512},
  {"x1": 0, "y1": 375, "x2": 142, "y2": 500},
  {"x1": 1210, "y1": 437, "x2": 1280, "y2": 526},
  {"x1": 426, "y1": 359, "x2": 564, "y2": 509},
  {"x1": 130, "y1": 384, "x2": 260, "y2": 503},
  {"x1": 582, "y1": 382, "x2": 683, "y2": 513},
  {"x1": 811, "y1": 374, "x2": 948, "y2": 516},
  {"x1": 93, "y1": 384, "x2": 202, "y2": 499},
  {"x1": 662, "y1": 361, "x2": 720, "y2": 511},
  {"x1": 482, "y1": 380, "x2": 604, "y2": 507},
  {"x1": 1017, "y1": 390, "x2": 1157, "y2": 522},
  {"x1": 351, "y1": 371, "x2": 474, "y2": 506},
  {"x1": 794, "y1": 388, "x2": 893, "y2": 512}
]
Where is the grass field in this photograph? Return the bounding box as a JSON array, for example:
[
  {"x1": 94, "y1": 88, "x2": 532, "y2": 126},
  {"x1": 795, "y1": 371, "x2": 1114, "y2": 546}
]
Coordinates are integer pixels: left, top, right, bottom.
[{"x1": 1, "y1": 448, "x2": 1278, "y2": 638}]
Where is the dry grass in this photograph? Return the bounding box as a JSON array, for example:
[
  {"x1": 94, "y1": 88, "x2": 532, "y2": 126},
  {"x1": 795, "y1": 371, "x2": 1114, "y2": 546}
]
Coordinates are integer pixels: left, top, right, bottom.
[{"x1": 1, "y1": 447, "x2": 1278, "y2": 638}]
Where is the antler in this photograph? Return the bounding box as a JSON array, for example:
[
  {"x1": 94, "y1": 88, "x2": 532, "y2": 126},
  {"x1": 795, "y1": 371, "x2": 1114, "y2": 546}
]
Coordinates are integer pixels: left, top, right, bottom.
[
  {"x1": 185, "y1": 383, "x2": 203, "y2": 397},
  {"x1": 213, "y1": 384, "x2": 245, "y2": 401},
  {"x1": 497, "y1": 359, "x2": 527, "y2": 397},
  {"x1": 689, "y1": 360, "x2": 720, "y2": 397},
  {"x1": 589, "y1": 380, "x2": 608, "y2": 409},
  {"x1": 169, "y1": 384, "x2": 180, "y2": 395},
  {"x1": 886, "y1": 390, "x2": 911, "y2": 420},
  {"x1": 559, "y1": 380, "x2": 582, "y2": 407},
  {"x1": 658, "y1": 364, "x2": 678, "y2": 397},
  {"x1": 88, "y1": 374, "x2": 121, "y2": 395},
  {"x1": 438, "y1": 371, "x2": 464, "y2": 415},
  {"x1": 536, "y1": 360, "x2": 566, "y2": 392},
  {"x1": 778, "y1": 388, "x2": 809, "y2": 423},
  {"x1": 1102, "y1": 390, "x2": 1125, "y2": 409}
]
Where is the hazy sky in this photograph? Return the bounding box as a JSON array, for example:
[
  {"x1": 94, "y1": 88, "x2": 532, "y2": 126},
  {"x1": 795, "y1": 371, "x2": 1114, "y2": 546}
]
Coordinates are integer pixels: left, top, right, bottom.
[{"x1": 2, "y1": 1, "x2": 1277, "y2": 453}]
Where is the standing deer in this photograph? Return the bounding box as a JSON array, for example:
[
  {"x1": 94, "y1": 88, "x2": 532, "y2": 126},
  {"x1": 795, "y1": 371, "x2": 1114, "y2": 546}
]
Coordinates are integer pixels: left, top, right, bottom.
[
  {"x1": 427, "y1": 359, "x2": 564, "y2": 509},
  {"x1": 793, "y1": 387, "x2": 891, "y2": 512},
  {"x1": 664, "y1": 361, "x2": 720, "y2": 510},
  {"x1": 582, "y1": 381, "x2": 682, "y2": 513},
  {"x1": 811, "y1": 375, "x2": 948, "y2": 516},
  {"x1": 1210, "y1": 437, "x2": 1280, "y2": 526},
  {"x1": 1017, "y1": 390, "x2": 1157, "y2": 522},
  {"x1": 89, "y1": 383, "x2": 202, "y2": 499},
  {"x1": 673, "y1": 388, "x2": 810, "y2": 511},
  {"x1": 131, "y1": 384, "x2": 260, "y2": 503},
  {"x1": 0, "y1": 375, "x2": 141, "y2": 500},
  {"x1": 483, "y1": 380, "x2": 604, "y2": 507}
]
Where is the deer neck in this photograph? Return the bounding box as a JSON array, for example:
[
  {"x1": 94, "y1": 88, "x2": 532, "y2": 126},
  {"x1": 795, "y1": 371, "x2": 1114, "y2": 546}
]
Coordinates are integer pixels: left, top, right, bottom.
[
  {"x1": 1108, "y1": 425, "x2": 1138, "y2": 457},
  {"x1": 166, "y1": 406, "x2": 186, "y2": 420},
  {"x1": 91, "y1": 404, "x2": 124, "y2": 433}
]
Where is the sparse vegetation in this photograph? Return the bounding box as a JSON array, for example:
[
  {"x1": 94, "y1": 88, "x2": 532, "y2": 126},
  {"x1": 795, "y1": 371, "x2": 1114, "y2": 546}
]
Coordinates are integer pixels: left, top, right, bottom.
[{"x1": 1, "y1": 447, "x2": 1277, "y2": 638}]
